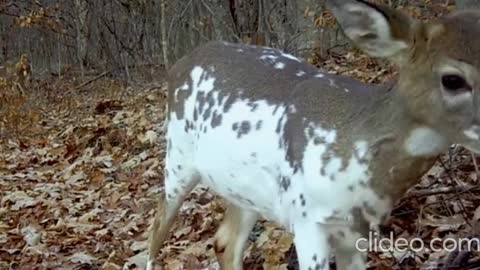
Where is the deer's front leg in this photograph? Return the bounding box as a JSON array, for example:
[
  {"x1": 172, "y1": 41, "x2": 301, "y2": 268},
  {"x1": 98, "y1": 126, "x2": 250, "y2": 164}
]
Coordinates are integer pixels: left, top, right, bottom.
[
  {"x1": 329, "y1": 227, "x2": 368, "y2": 270},
  {"x1": 328, "y1": 210, "x2": 370, "y2": 270},
  {"x1": 293, "y1": 220, "x2": 330, "y2": 270}
]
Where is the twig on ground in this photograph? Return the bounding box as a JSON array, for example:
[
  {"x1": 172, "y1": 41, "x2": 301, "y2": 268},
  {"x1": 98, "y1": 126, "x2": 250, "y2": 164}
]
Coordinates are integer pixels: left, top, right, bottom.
[
  {"x1": 471, "y1": 151, "x2": 480, "y2": 182},
  {"x1": 75, "y1": 70, "x2": 112, "y2": 90},
  {"x1": 408, "y1": 186, "x2": 479, "y2": 198}
]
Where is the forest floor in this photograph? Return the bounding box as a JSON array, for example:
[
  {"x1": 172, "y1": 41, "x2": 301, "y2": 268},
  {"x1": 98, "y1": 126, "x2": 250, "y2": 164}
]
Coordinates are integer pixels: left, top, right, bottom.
[{"x1": 2, "y1": 49, "x2": 480, "y2": 270}]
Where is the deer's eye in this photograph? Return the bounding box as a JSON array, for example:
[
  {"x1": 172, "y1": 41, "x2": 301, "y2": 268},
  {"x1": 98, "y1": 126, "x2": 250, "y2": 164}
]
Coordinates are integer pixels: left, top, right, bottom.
[{"x1": 441, "y1": 74, "x2": 471, "y2": 92}]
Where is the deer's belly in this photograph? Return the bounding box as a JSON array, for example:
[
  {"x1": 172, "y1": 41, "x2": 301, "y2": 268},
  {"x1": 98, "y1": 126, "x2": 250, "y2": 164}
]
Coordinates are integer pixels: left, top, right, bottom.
[
  {"x1": 192, "y1": 118, "x2": 292, "y2": 224},
  {"x1": 191, "y1": 126, "x2": 386, "y2": 229}
]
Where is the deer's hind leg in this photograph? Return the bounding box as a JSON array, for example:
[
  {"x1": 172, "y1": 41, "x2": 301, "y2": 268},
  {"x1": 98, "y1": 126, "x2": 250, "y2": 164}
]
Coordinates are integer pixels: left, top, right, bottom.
[
  {"x1": 214, "y1": 204, "x2": 258, "y2": 270},
  {"x1": 146, "y1": 164, "x2": 200, "y2": 270}
]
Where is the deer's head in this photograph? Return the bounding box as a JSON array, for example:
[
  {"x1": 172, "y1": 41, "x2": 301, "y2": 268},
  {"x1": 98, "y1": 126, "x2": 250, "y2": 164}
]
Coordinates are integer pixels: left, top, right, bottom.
[{"x1": 328, "y1": 0, "x2": 480, "y2": 154}]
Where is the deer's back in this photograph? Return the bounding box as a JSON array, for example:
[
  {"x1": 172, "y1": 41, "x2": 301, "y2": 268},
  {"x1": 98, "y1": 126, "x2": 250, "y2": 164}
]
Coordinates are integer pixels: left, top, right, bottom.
[{"x1": 168, "y1": 41, "x2": 382, "y2": 128}]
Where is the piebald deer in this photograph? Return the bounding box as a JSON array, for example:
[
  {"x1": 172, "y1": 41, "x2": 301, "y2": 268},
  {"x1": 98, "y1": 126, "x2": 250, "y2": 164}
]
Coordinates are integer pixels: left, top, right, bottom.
[{"x1": 147, "y1": 0, "x2": 480, "y2": 269}]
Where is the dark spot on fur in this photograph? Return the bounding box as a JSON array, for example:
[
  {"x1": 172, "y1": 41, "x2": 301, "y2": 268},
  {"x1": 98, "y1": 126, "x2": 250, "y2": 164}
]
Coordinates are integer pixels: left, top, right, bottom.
[
  {"x1": 177, "y1": 165, "x2": 182, "y2": 170},
  {"x1": 314, "y1": 137, "x2": 324, "y2": 145},
  {"x1": 173, "y1": 188, "x2": 179, "y2": 194},
  {"x1": 249, "y1": 102, "x2": 259, "y2": 112},
  {"x1": 302, "y1": 211, "x2": 307, "y2": 217},
  {"x1": 275, "y1": 115, "x2": 285, "y2": 134},
  {"x1": 193, "y1": 108, "x2": 198, "y2": 121},
  {"x1": 312, "y1": 254, "x2": 317, "y2": 261},
  {"x1": 292, "y1": 199, "x2": 296, "y2": 205},
  {"x1": 197, "y1": 92, "x2": 206, "y2": 113},
  {"x1": 223, "y1": 94, "x2": 236, "y2": 113},
  {"x1": 203, "y1": 107, "x2": 212, "y2": 121},
  {"x1": 251, "y1": 152, "x2": 257, "y2": 158},
  {"x1": 211, "y1": 111, "x2": 223, "y2": 128},
  {"x1": 300, "y1": 194, "x2": 306, "y2": 206},
  {"x1": 202, "y1": 92, "x2": 216, "y2": 121},
  {"x1": 184, "y1": 120, "x2": 194, "y2": 132},
  {"x1": 232, "y1": 122, "x2": 239, "y2": 131},
  {"x1": 358, "y1": 157, "x2": 369, "y2": 165},
  {"x1": 272, "y1": 105, "x2": 280, "y2": 115},
  {"x1": 338, "y1": 231, "x2": 345, "y2": 238},
  {"x1": 293, "y1": 164, "x2": 302, "y2": 174},
  {"x1": 348, "y1": 185, "x2": 355, "y2": 192},
  {"x1": 256, "y1": 120, "x2": 263, "y2": 130},
  {"x1": 280, "y1": 176, "x2": 290, "y2": 191},
  {"x1": 237, "y1": 121, "x2": 251, "y2": 138}
]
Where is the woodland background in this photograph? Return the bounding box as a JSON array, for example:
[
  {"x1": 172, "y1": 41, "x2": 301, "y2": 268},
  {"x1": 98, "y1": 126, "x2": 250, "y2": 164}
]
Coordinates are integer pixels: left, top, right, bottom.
[{"x1": 2, "y1": 0, "x2": 480, "y2": 269}]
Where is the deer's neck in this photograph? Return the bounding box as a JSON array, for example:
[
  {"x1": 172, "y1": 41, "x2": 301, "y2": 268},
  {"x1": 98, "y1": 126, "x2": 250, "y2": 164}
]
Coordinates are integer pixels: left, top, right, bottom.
[{"x1": 362, "y1": 81, "x2": 445, "y2": 201}]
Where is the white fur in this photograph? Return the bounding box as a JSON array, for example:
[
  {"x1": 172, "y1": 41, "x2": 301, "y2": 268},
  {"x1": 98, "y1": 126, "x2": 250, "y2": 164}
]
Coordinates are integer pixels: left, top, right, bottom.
[
  {"x1": 404, "y1": 127, "x2": 448, "y2": 156},
  {"x1": 274, "y1": 62, "x2": 286, "y2": 69},
  {"x1": 296, "y1": 71, "x2": 306, "y2": 77},
  {"x1": 443, "y1": 91, "x2": 473, "y2": 107},
  {"x1": 259, "y1": 55, "x2": 278, "y2": 61},
  {"x1": 281, "y1": 52, "x2": 301, "y2": 62}
]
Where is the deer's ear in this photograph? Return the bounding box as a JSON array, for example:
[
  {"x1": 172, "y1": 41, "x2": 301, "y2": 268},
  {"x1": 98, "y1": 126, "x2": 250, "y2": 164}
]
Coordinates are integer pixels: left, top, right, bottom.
[{"x1": 326, "y1": 0, "x2": 414, "y2": 60}]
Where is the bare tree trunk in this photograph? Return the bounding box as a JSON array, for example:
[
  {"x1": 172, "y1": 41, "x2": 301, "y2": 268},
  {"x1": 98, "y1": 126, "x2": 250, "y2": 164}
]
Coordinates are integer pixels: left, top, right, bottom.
[
  {"x1": 289, "y1": 0, "x2": 324, "y2": 57},
  {"x1": 160, "y1": 0, "x2": 169, "y2": 71},
  {"x1": 209, "y1": 0, "x2": 239, "y2": 42},
  {"x1": 74, "y1": 0, "x2": 90, "y2": 77}
]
